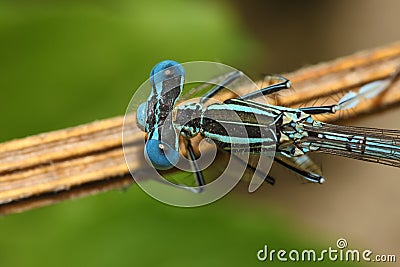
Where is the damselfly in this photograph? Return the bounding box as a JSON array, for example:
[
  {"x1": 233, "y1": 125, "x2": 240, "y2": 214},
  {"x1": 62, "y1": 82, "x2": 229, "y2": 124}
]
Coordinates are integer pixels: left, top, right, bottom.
[{"x1": 136, "y1": 60, "x2": 400, "y2": 192}]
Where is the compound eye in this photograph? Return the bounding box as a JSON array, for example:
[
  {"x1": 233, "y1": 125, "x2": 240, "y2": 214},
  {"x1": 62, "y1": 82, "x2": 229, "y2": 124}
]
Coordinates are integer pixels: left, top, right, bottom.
[
  {"x1": 144, "y1": 139, "x2": 180, "y2": 170},
  {"x1": 150, "y1": 60, "x2": 185, "y2": 85},
  {"x1": 136, "y1": 102, "x2": 147, "y2": 131}
]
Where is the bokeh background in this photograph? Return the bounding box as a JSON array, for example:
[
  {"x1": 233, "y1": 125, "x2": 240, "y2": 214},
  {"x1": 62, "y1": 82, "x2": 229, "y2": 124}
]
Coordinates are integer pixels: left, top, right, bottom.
[{"x1": 1, "y1": 0, "x2": 400, "y2": 266}]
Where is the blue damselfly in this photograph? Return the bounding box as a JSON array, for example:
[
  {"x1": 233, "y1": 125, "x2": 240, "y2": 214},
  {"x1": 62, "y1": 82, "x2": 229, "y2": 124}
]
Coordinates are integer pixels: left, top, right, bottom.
[{"x1": 135, "y1": 60, "x2": 400, "y2": 192}]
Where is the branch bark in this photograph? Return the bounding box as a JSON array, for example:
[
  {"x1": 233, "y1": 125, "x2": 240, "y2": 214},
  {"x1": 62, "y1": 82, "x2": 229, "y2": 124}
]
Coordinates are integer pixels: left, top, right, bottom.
[{"x1": 1, "y1": 42, "x2": 400, "y2": 215}]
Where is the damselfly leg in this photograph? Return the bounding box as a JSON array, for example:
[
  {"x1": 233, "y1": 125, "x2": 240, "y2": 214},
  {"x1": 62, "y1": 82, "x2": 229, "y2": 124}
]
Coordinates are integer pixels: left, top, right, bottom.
[
  {"x1": 239, "y1": 75, "x2": 291, "y2": 100},
  {"x1": 200, "y1": 71, "x2": 243, "y2": 104},
  {"x1": 199, "y1": 73, "x2": 291, "y2": 104},
  {"x1": 185, "y1": 139, "x2": 206, "y2": 189}
]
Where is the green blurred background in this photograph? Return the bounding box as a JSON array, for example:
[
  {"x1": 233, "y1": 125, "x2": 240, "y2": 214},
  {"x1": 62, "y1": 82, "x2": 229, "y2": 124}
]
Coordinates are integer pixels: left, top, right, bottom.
[{"x1": 1, "y1": 0, "x2": 400, "y2": 266}]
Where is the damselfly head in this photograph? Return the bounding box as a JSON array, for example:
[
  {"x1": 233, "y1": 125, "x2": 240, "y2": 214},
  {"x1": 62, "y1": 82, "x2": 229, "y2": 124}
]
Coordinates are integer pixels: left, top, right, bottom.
[
  {"x1": 144, "y1": 139, "x2": 180, "y2": 170},
  {"x1": 150, "y1": 60, "x2": 185, "y2": 86}
]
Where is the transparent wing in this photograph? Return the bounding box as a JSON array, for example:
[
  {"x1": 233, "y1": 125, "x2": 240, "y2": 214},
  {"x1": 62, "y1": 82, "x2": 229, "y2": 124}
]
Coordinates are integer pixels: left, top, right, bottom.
[{"x1": 301, "y1": 122, "x2": 400, "y2": 167}]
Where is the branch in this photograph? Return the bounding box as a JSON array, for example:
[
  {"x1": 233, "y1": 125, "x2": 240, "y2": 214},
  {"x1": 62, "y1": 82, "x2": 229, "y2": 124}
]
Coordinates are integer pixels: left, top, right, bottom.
[{"x1": 1, "y1": 41, "x2": 400, "y2": 215}]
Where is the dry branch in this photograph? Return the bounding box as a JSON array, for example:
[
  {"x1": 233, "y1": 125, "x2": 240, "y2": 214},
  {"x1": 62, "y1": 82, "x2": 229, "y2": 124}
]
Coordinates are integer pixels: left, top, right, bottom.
[{"x1": 1, "y1": 42, "x2": 400, "y2": 215}]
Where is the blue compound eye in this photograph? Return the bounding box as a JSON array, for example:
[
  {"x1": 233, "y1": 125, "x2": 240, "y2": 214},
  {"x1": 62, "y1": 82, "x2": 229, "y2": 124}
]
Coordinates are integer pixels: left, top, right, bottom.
[
  {"x1": 144, "y1": 139, "x2": 180, "y2": 170},
  {"x1": 150, "y1": 60, "x2": 185, "y2": 86},
  {"x1": 136, "y1": 102, "x2": 147, "y2": 131}
]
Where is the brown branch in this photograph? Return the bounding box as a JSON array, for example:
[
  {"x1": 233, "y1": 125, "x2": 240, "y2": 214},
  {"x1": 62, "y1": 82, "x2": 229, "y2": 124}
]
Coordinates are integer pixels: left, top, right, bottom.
[{"x1": 1, "y1": 41, "x2": 400, "y2": 215}]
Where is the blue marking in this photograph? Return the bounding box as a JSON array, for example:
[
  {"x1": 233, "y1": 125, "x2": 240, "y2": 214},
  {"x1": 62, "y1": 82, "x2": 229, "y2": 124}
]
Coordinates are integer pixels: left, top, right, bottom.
[{"x1": 204, "y1": 132, "x2": 274, "y2": 144}]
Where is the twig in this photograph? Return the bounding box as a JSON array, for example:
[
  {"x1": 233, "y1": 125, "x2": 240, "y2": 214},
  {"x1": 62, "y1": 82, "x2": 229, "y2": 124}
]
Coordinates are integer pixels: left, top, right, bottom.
[{"x1": 1, "y1": 41, "x2": 400, "y2": 215}]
